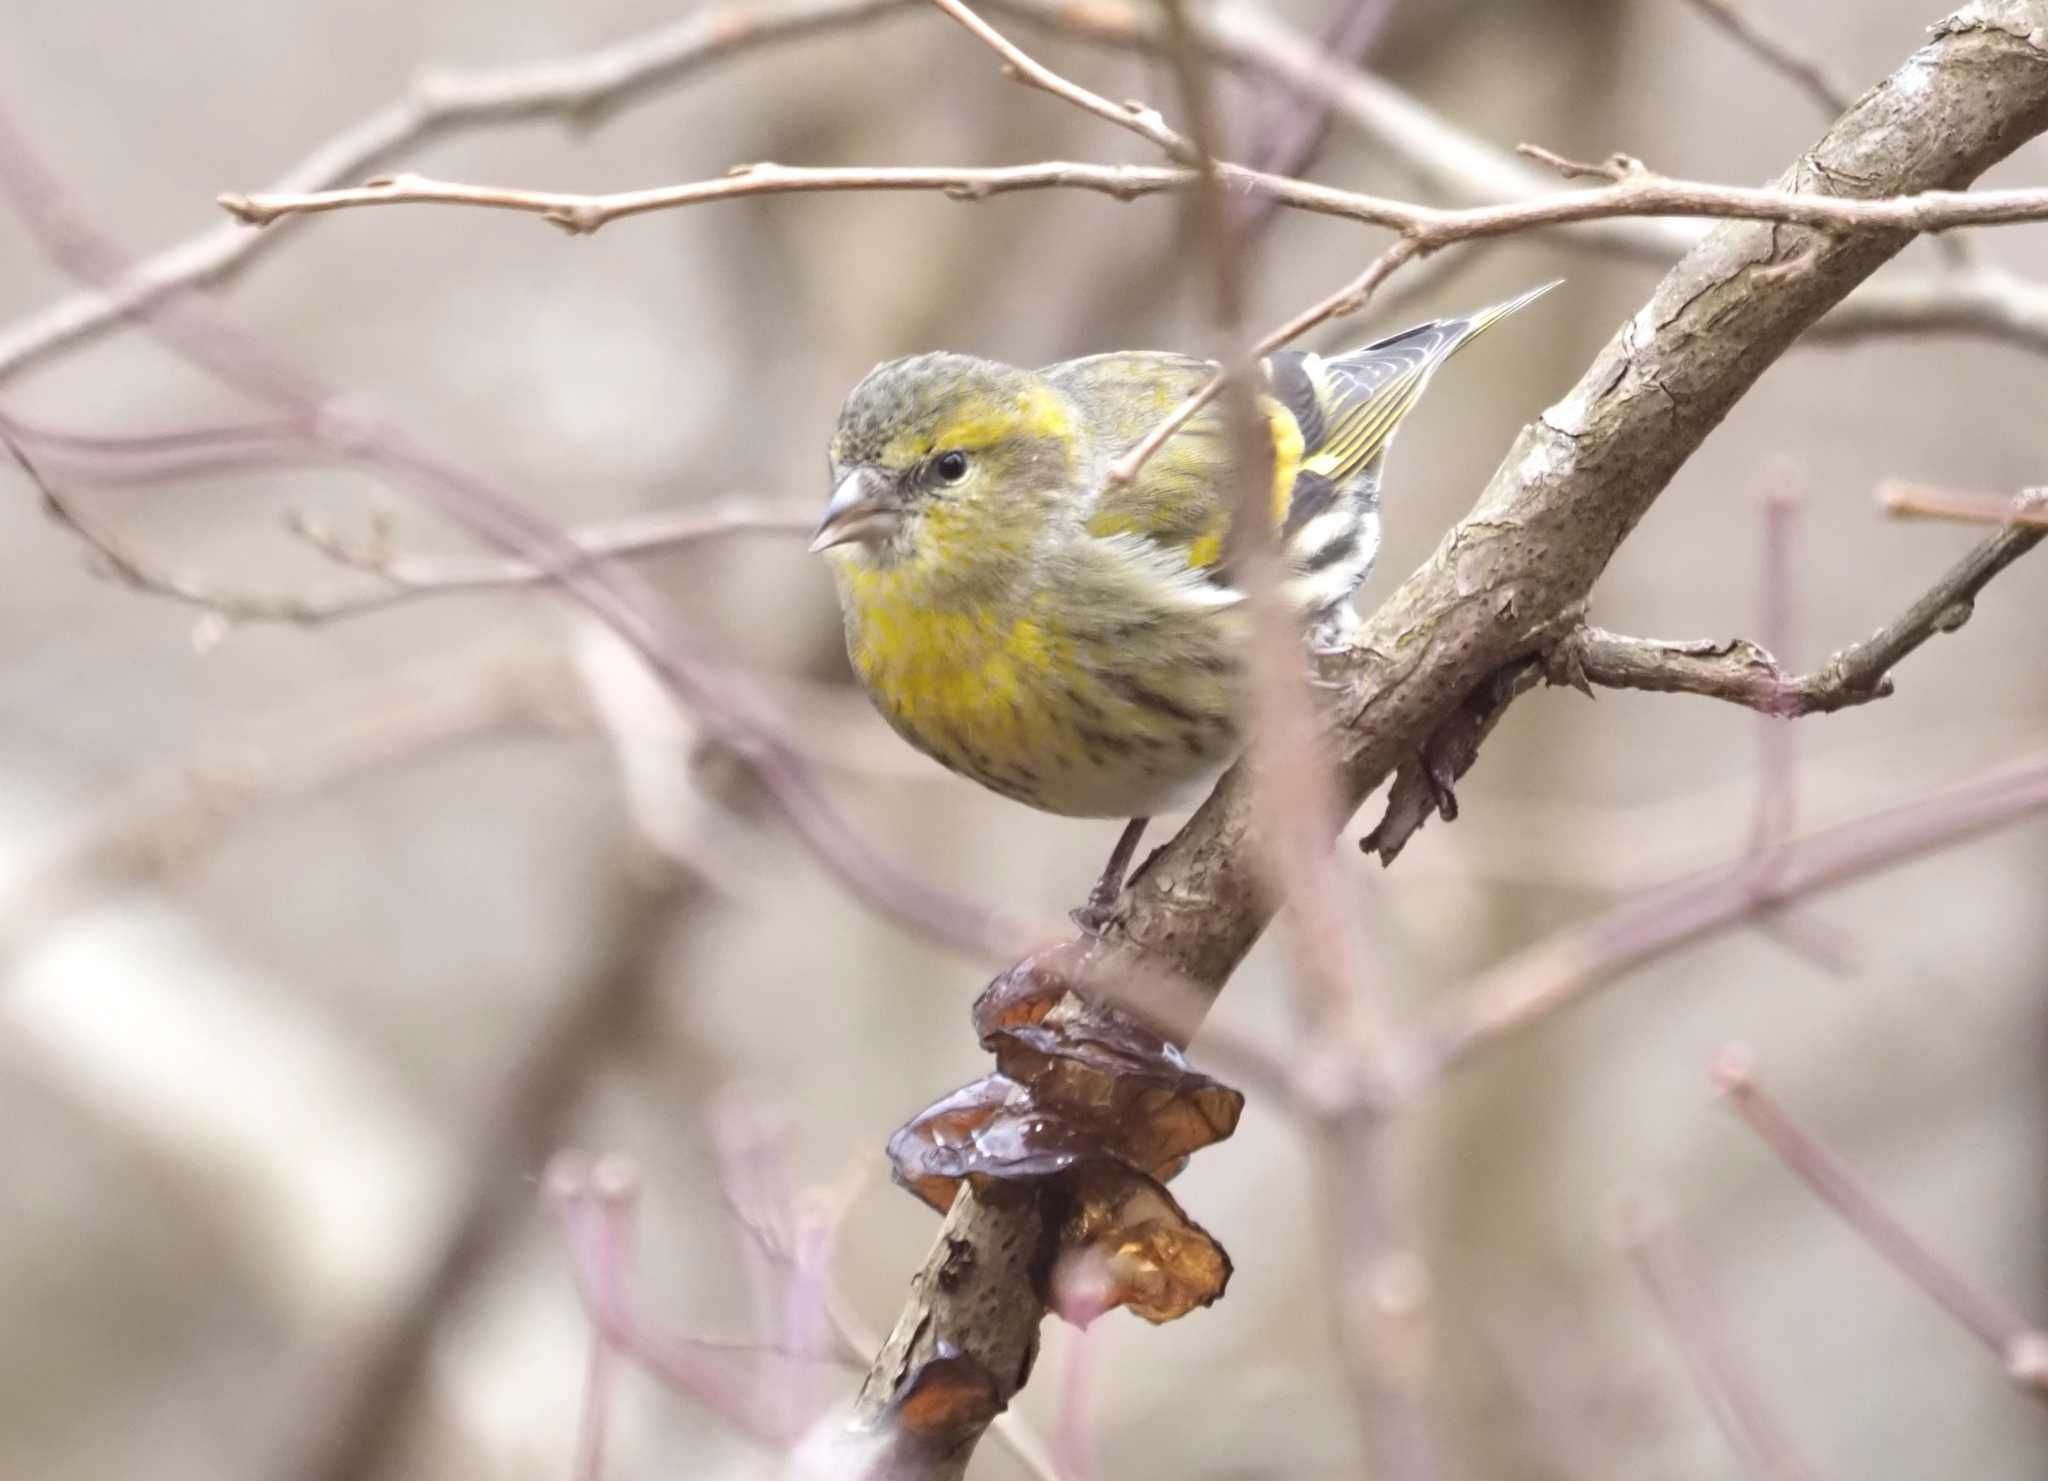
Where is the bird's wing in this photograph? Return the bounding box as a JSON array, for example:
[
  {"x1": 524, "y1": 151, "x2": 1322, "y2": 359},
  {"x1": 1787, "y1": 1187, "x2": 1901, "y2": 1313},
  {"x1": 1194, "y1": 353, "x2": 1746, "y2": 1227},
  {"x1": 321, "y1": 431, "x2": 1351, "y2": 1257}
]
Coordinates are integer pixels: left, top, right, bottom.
[
  {"x1": 1277, "y1": 279, "x2": 1560, "y2": 501},
  {"x1": 1049, "y1": 281, "x2": 1555, "y2": 592},
  {"x1": 1051, "y1": 351, "x2": 1301, "y2": 589}
]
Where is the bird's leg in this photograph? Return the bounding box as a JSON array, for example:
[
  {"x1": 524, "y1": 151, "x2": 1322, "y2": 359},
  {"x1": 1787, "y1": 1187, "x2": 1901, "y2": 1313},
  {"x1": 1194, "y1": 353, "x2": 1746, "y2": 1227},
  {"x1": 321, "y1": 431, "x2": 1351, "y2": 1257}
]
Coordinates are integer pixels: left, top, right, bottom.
[{"x1": 1072, "y1": 816, "x2": 1149, "y2": 935}]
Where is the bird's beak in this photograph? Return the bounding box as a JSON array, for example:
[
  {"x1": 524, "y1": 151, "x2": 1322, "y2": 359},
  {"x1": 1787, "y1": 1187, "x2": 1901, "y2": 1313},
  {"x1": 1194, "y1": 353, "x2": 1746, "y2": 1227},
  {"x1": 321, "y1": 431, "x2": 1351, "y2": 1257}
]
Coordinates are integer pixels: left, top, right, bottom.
[{"x1": 810, "y1": 467, "x2": 896, "y2": 553}]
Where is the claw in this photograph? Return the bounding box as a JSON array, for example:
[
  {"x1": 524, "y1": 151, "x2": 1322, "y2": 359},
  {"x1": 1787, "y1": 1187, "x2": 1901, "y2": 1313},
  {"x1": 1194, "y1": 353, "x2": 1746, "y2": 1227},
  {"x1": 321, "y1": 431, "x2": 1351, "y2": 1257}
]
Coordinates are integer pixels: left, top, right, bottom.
[
  {"x1": 1424, "y1": 752, "x2": 1459, "y2": 822},
  {"x1": 1073, "y1": 817, "x2": 1149, "y2": 937}
]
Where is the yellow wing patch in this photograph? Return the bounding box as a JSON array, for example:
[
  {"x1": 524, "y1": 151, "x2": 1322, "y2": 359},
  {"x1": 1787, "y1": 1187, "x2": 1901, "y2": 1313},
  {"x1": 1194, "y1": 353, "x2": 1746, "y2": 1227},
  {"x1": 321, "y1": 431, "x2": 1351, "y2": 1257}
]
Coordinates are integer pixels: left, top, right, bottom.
[{"x1": 1179, "y1": 393, "x2": 1304, "y2": 571}]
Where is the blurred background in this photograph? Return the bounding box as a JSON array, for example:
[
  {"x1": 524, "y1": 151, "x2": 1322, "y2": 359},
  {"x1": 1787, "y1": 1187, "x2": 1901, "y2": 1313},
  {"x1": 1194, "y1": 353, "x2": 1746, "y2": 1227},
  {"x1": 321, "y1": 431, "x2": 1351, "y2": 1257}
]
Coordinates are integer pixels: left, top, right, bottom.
[{"x1": 0, "y1": 0, "x2": 2044, "y2": 1476}]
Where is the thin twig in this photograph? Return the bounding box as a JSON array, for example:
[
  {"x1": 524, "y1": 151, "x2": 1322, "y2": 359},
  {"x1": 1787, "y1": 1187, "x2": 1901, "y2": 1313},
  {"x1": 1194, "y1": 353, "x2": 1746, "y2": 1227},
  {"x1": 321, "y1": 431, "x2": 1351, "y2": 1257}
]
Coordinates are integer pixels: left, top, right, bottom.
[
  {"x1": 1548, "y1": 489, "x2": 2047, "y2": 716},
  {"x1": 1232, "y1": 0, "x2": 1401, "y2": 239},
  {"x1": 1611, "y1": 1195, "x2": 1821, "y2": 1481},
  {"x1": 0, "y1": 101, "x2": 1044, "y2": 963},
  {"x1": 1414, "y1": 753, "x2": 2048, "y2": 1083},
  {"x1": 1104, "y1": 237, "x2": 1418, "y2": 486},
  {"x1": 1879, "y1": 481, "x2": 2048, "y2": 530},
  {"x1": 0, "y1": 0, "x2": 915, "y2": 382},
  {"x1": 11, "y1": 0, "x2": 2043, "y2": 385},
  {"x1": 9, "y1": 424, "x2": 814, "y2": 626},
  {"x1": 1711, "y1": 1047, "x2": 2048, "y2": 1404},
  {"x1": 1155, "y1": 5, "x2": 1431, "y2": 1474},
  {"x1": 221, "y1": 152, "x2": 2048, "y2": 241},
  {"x1": 924, "y1": 0, "x2": 1192, "y2": 159},
  {"x1": 1676, "y1": 0, "x2": 1856, "y2": 117}
]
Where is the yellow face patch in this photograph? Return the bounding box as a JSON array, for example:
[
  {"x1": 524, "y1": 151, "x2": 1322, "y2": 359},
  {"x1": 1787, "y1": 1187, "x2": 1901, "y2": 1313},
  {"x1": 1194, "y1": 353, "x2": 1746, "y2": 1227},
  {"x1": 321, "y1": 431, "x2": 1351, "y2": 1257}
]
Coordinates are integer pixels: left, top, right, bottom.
[{"x1": 880, "y1": 382, "x2": 1075, "y2": 467}]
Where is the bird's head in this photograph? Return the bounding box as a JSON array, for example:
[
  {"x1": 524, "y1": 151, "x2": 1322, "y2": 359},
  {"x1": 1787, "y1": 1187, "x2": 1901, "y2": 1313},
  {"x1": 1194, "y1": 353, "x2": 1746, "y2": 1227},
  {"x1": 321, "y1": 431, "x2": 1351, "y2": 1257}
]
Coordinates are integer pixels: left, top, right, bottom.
[{"x1": 814, "y1": 353, "x2": 1079, "y2": 578}]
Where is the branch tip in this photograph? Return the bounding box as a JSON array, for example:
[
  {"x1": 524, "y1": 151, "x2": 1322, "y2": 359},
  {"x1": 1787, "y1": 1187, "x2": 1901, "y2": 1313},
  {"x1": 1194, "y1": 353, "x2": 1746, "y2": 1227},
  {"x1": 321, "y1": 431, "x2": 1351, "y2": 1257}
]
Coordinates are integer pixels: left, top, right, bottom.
[
  {"x1": 2007, "y1": 1332, "x2": 2048, "y2": 1391},
  {"x1": 1708, "y1": 1042, "x2": 1757, "y2": 1095}
]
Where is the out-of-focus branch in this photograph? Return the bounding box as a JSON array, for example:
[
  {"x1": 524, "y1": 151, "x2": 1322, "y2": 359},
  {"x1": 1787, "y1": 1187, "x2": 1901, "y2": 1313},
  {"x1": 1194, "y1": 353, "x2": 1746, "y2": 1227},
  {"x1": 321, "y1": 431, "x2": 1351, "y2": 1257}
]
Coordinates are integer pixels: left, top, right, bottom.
[
  {"x1": 927, "y1": 0, "x2": 1191, "y2": 158},
  {"x1": 1547, "y1": 490, "x2": 2046, "y2": 715},
  {"x1": 0, "y1": 0, "x2": 919, "y2": 382},
  {"x1": 1677, "y1": 0, "x2": 1856, "y2": 117},
  {"x1": 0, "y1": 100, "x2": 1048, "y2": 967},
  {"x1": 282, "y1": 870, "x2": 698, "y2": 1481},
  {"x1": 1712, "y1": 1048, "x2": 2048, "y2": 1404},
  {"x1": 1414, "y1": 754, "x2": 2048, "y2": 1081},
  {"x1": 1109, "y1": 2, "x2": 2048, "y2": 993},
  {"x1": 1231, "y1": 0, "x2": 1401, "y2": 240},
  {"x1": 1610, "y1": 1197, "x2": 1820, "y2": 1481},
  {"x1": 11, "y1": 423, "x2": 813, "y2": 624},
  {"x1": 1881, "y1": 480, "x2": 2048, "y2": 530},
  {"x1": 0, "y1": 648, "x2": 580, "y2": 962},
  {"x1": 10, "y1": 0, "x2": 2045, "y2": 387},
  {"x1": 1156, "y1": 2, "x2": 1433, "y2": 1472}
]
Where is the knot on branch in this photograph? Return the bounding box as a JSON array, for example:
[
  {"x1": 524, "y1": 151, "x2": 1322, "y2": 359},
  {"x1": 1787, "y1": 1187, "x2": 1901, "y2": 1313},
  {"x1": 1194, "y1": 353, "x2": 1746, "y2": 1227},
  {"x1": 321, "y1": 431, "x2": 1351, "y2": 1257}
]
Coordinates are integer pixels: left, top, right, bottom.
[
  {"x1": 1515, "y1": 143, "x2": 1649, "y2": 181},
  {"x1": 885, "y1": 947, "x2": 1243, "y2": 1324}
]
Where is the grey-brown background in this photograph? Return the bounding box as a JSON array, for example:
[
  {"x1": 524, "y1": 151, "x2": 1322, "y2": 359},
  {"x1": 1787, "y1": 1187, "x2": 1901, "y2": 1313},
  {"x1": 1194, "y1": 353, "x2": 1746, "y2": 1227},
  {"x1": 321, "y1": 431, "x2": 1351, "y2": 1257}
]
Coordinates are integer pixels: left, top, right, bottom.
[{"x1": 1, "y1": 0, "x2": 2043, "y2": 1476}]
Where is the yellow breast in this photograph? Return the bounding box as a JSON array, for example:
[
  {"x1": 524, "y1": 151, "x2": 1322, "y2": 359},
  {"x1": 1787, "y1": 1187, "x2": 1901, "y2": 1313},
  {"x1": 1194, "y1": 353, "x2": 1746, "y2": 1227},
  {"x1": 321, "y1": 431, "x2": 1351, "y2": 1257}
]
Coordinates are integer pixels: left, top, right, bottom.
[
  {"x1": 828, "y1": 551, "x2": 1244, "y2": 818},
  {"x1": 838, "y1": 564, "x2": 1071, "y2": 789}
]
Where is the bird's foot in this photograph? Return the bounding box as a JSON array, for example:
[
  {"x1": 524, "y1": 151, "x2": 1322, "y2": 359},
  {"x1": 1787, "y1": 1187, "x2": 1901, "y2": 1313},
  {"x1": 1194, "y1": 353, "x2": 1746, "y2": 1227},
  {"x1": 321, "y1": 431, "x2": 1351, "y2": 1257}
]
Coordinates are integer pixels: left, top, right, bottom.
[{"x1": 1070, "y1": 817, "x2": 1149, "y2": 936}]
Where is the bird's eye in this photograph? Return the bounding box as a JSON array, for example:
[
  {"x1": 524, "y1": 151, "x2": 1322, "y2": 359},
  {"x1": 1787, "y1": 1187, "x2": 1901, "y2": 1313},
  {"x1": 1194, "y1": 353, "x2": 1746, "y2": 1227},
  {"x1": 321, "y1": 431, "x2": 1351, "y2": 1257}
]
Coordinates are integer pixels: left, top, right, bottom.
[{"x1": 934, "y1": 450, "x2": 970, "y2": 484}]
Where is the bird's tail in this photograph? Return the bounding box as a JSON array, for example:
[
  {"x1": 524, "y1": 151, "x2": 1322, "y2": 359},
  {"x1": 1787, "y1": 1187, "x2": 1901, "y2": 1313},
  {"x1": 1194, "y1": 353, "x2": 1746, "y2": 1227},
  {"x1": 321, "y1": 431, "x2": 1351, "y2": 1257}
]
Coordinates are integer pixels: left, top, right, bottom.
[{"x1": 1276, "y1": 280, "x2": 1559, "y2": 630}]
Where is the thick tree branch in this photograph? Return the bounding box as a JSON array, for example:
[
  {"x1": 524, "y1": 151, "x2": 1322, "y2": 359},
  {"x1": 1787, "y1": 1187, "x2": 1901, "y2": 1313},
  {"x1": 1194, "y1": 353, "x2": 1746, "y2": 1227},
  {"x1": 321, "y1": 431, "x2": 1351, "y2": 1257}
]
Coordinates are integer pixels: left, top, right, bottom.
[{"x1": 1106, "y1": 0, "x2": 2048, "y2": 993}]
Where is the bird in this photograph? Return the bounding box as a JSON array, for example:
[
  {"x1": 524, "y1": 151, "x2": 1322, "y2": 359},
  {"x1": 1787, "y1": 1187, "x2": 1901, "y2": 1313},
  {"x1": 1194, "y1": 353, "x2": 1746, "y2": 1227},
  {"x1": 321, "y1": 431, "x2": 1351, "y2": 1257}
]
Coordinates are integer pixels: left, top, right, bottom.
[{"x1": 810, "y1": 282, "x2": 1556, "y2": 928}]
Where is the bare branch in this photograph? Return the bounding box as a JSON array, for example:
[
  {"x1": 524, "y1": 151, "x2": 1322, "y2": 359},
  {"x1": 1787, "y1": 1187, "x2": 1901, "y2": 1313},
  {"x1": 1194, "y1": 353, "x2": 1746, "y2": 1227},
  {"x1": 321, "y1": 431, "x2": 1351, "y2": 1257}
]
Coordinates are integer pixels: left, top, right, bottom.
[
  {"x1": 287, "y1": 498, "x2": 816, "y2": 616},
  {"x1": 12, "y1": 0, "x2": 2047, "y2": 388},
  {"x1": 1416, "y1": 754, "x2": 2048, "y2": 1082},
  {"x1": 221, "y1": 152, "x2": 2048, "y2": 241},
  {"x1": 1232, "y1": 0, "x2": 1401, "y2": 239},
  {"x1": 1676, "y1": 0, "x2": 1856, "y2": 117},
  {"x1": 1712, "y1": 1048, "x2": 2048, "y2": 1405},
  {"x1": 1211, "y1": 0, "x2": 2039, "y2": 348},
  {"x1": 1103, "y1": 238, "x2": 1417, "y2": 487},
  {"x1": 1155, "y1": 1, "x2": 1433, "y2": 1471},
  {"x1": 0, "y1": 100, "x2": 1046, "y2": 966},
  {"x1": 0, "y1": 0, "x2": 923, "y2": 382},
  {"x1": 1880, "y1": 480, "x2": 2048, "y2": 529},
  {"x1": 220, "y1": 161, "x2": 1196, "y2": 233},
  {"x1": 10, "y1": 424, "x2": 814, "y2": 627},
  {"x1": 923, "y1": 0, "x2": 1191, "y2": 159},
  {"x1": 1809, "y1": 259, "x2": 2048, "y2": 346},
  {"x1": 1551, "y1": 489, "x2": 2045, "y2": 715},
  {"x1": 1108, "y1": 4, "x2": 2048, "y2": 994},
  {"x1": 1611, "y1": 1196, "x2": 1821, "y2": 1481}
]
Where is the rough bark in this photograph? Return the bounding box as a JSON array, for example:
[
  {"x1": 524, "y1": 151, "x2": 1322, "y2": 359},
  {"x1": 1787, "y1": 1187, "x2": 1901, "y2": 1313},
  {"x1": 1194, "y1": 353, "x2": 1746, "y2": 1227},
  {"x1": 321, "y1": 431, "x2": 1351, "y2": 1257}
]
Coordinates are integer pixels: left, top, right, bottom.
[
  {"x1": 1112, "y1": 1, "x2": 2048, "y2": 989},
  {"x1": 836, "y1": 6, "x2": 2048, "y2": 1474}
]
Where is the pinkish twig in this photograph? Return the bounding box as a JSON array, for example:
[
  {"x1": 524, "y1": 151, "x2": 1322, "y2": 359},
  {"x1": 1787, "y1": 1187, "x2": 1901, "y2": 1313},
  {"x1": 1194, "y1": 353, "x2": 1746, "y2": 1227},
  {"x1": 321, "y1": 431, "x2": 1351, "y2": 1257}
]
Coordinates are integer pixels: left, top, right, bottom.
[
  {"x1": 1711, "y1": 1047, "x2": 2048, "y2": 1405},
  {"x1": 1610, "y1": 1194, "x2": 1820, "y2": 1481},
  {"x1": 547, "y1": 1153, "x2": 817, "y2": 1443},
  {"x1": 1417, "y1": 753, "x2": 2048, "y2": 1081},
  {"x1": 0, "y1": 96, "x2": 1040, "y2": 964}
]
